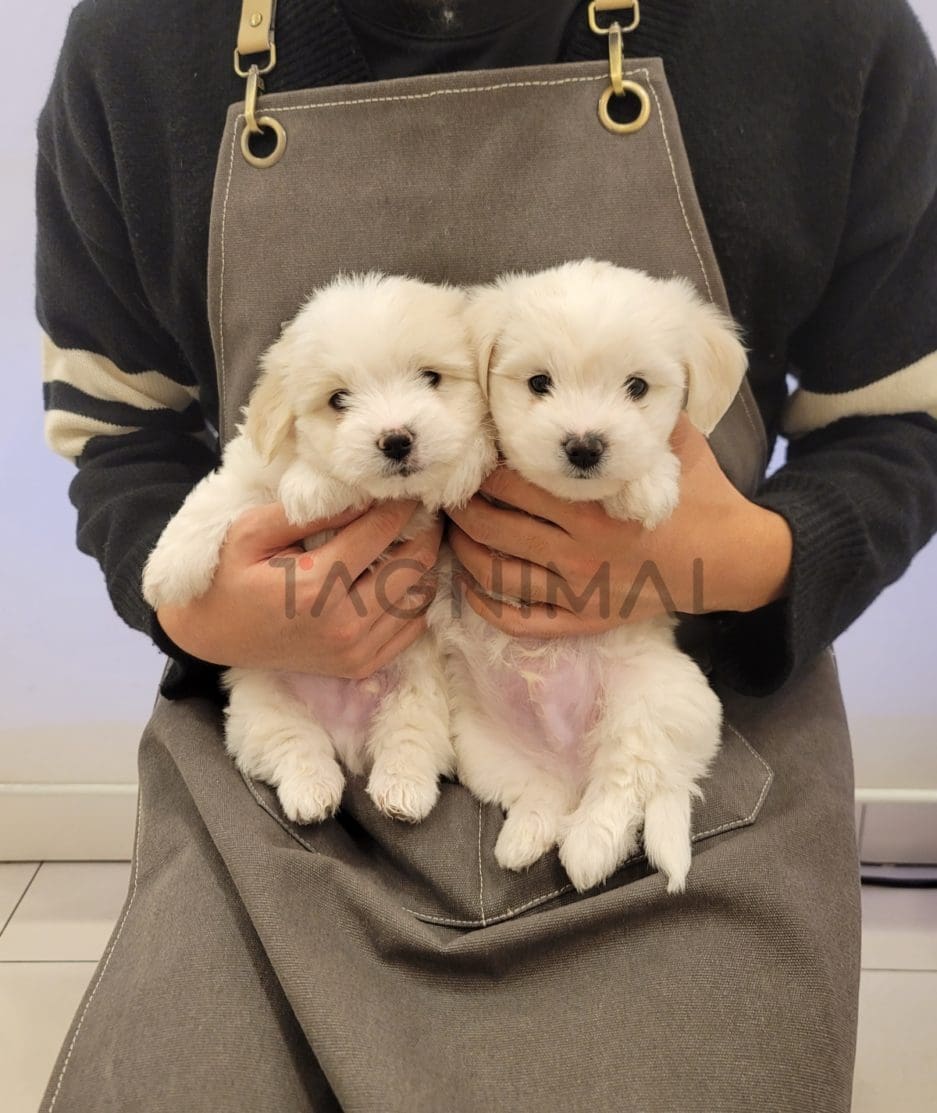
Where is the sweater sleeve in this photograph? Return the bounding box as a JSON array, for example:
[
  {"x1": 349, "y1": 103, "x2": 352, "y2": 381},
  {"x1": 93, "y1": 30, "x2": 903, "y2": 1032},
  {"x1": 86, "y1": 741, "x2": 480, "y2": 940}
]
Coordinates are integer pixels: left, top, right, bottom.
[
  {"x1": 37, "y1": 8, "x2": 223, "y2": 700},
  {"x1": 710, "y1": 0, "x2": 937, "y2": 695}
]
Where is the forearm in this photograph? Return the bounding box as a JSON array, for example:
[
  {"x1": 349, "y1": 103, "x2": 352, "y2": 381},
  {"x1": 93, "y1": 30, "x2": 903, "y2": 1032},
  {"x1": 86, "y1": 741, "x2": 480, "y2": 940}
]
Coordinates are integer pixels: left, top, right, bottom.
[
  {"x1": 710, "y1": 413, "x2": 937, "y2": 695},
  {"x1": 69, "y1": 430, "x2": 227, "y2": 698},
  {"x1": 703, "y1": 500, "x2": 793, "y2": 615}
]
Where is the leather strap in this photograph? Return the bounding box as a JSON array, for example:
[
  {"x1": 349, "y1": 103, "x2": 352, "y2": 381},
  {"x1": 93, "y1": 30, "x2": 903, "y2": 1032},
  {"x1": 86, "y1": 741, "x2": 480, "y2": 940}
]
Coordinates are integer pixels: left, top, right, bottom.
[{"x1": 237, "y1": 0, "x2": 276, "y2": 60}]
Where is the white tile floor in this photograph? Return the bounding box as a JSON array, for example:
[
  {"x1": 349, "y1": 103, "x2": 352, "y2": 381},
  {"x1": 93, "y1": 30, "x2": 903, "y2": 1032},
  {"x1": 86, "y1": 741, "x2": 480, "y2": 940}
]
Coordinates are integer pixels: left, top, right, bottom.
[{"x1": 0, "y1": 863, "x2": 935, "y2": 1112}]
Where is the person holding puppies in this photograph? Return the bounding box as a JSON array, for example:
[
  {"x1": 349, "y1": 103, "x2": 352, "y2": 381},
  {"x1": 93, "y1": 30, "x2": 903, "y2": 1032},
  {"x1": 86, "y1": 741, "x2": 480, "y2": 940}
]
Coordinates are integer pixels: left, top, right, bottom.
[{"x1": 37, "y1": 1, "x2": 937, "y2": 1111}]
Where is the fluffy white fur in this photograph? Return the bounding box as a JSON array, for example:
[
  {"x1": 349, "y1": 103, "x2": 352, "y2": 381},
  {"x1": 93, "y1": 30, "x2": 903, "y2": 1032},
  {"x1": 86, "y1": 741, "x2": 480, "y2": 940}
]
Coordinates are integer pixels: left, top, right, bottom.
[
  {"x1": 432, "y1": 259, "x2": 749, "y2": 893},
  {"x1": 143, "y1": 273, "x2": 496, "y2": 824}
]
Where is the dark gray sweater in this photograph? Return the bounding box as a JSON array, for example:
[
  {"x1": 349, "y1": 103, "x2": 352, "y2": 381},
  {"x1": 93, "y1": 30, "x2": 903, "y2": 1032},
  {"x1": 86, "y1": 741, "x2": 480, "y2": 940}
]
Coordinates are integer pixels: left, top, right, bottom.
[{"x1": 36, "y1": 0, "x2": 937, "y2": 699}]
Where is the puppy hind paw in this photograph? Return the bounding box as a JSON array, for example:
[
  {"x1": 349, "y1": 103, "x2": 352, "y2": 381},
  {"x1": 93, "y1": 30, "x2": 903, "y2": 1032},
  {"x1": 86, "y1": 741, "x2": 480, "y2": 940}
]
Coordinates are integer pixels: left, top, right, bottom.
[
  {"x1": 276, "y1": 763, "x2": 346, "y2": 824},
  {"x1": 494, "y1": 809, "x2": 559, "y2": 872},
  {"x1": 642, "y1": 788, "x2": 693, "y2": 895},
  {"x1": 558, "y1": 819, "x2": 637, "y2": 893},
  {"x1": 367, "y1": 767, "x2": 441, "y2": 823}
]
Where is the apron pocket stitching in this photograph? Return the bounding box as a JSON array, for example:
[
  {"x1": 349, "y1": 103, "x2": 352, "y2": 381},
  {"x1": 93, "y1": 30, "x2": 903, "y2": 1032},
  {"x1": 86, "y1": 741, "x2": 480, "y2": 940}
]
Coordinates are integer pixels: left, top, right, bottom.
[
  {"x1": 476, "y1": 800, "x2": 488, "y2": 926},
  {"x1": 241, "y1": 770, "x2": 322, "y2": 855},
  {"x1": 234, "y1": 720, "x2": 773, "y2": 931},
  {"x1": 403, "y1": 884, "x2": 573, "y2": 928},
  {"x1": 699, "y1": 722, "x2": 774, "y2": 836},
  {"x1": 404, "y1": 718, "x2": 774, "y2": 928}
]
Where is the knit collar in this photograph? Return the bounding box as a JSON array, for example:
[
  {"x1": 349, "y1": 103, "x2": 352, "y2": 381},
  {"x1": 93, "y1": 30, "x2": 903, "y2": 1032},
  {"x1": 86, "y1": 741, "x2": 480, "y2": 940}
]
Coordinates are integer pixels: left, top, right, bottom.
[
  {"x1": 273, "y1": 1, "x2": 371, "y2": 91},
  {"x1": 271, "y1": 1, "x2": 694, "y2": 91},
  {"x1": 564, "y1": 1, "x2": 693, "y2": 62}
]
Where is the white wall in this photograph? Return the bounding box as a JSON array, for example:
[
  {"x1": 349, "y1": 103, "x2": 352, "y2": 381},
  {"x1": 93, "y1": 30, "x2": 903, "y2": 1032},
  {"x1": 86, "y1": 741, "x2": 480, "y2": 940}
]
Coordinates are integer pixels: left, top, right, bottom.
[
  {"x1": 1, "y1": 2, "x2": 164, "y2": 817},
  {"x1": 2, "y1": 2, "x2": 936, "y2": 858}
]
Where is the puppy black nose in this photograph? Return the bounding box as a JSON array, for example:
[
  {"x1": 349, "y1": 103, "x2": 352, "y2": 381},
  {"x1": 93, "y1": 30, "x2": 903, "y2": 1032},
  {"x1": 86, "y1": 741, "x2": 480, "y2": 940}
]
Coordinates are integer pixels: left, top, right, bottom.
[
  {"x1": 564, "y1": 433, "x2": 606, "y2": 470},
  {"x1": 377, "y1": 429, "x2": 413, "y2": 461}
]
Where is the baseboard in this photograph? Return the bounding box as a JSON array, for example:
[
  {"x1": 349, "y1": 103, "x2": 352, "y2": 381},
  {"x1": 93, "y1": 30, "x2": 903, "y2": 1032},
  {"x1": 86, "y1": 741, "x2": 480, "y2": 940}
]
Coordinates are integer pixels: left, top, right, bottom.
[
  {"x1": 2, "y1": 782, "x2": 935, "y2": 865},
  {"x1": 856, "y1": 796, "x2": 937, "y2": 866},
  {"x1": 0, "y1": 783, "x2": 137, "y2": 860}
]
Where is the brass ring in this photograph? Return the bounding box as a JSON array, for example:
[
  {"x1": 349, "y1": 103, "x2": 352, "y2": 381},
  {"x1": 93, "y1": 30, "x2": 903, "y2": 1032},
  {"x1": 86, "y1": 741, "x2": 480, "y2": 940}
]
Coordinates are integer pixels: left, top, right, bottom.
[
  {"x1": 240, "y1": 115, "x2": 287, "y2": 168},
  {"x1": 598, "y1": 81, "x2": 652, "y2": 135}
]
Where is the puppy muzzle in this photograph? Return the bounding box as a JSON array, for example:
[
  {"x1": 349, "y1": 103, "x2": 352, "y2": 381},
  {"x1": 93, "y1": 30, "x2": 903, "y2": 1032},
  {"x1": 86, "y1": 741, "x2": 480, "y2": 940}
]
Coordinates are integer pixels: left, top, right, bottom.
[
  {"x1": 563, "y1": 432, "x2": 606, "y2": 474},
  {"x1": 377, "y1": 427, "x2": 415, "y2": 463}
]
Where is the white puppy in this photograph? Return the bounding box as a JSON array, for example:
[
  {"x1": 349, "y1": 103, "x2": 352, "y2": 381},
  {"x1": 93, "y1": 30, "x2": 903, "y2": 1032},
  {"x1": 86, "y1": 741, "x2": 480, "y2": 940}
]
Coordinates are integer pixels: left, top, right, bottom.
[
  {"x1": 433, "y1": 259, "x2": 748, "y2": 893},
  {"x1": 143, "y1": 273, "x2": 495, "y2": 825}
]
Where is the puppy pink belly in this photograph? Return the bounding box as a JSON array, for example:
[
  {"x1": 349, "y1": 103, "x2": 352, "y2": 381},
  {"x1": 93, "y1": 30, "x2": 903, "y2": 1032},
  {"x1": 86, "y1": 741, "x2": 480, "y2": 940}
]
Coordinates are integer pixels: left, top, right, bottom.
[
  {"x1": 468, "y1": 654, "x2": 601, "y2": 774},
  {"x1": 280, "y1": 670, "x2": 394, "y2": 748}
]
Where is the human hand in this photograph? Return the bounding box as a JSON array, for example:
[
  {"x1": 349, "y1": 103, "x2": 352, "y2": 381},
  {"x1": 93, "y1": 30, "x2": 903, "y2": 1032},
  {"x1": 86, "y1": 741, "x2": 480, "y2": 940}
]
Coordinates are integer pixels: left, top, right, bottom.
[
  {"x1": 156, "y1": 500, "x2": 442, "y2": 676},
  {"x1": 446, "y1": 414, "x2": 792, "y2": 637}
]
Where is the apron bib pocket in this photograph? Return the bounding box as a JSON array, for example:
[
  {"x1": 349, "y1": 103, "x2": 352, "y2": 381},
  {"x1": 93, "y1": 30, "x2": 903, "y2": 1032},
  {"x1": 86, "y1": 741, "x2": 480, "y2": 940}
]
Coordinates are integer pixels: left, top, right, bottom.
[{"x1": 242, "y1": 713, "x2": 773, "y2": 929}]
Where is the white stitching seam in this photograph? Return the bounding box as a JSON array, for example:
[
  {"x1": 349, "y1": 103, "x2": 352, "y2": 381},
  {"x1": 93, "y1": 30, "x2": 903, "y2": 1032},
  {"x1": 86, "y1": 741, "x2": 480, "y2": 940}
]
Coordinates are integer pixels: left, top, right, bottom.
[
  {"x1": 47, "y1": 781, "x2": 145, "y2": 1110},
  {"x1": 641, "y1": 75, "x2": 765, "y2": 468},
  {"x1": 642, "y1": 74, "x2": 713, "y2": 304},
  {"x1": 477, "y1": 801, "x2": 488, "y2": 926},
  {"x1": 217, "y1": 119, "x2": 240, "y2": 443},
  {"x1": 735, "y1": 381, "x2": 765, "y2": 474},
  {"x1": 239, "y1": 72, "x2": 611, "y2": 117},
  {"x1": 243, "y1": 773, "x2": 322, "y2": 852}
]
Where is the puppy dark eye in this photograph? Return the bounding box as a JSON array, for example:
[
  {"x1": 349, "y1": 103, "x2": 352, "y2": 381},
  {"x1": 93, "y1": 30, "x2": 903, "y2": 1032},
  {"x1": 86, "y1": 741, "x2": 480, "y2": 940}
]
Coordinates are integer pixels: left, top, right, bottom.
[
  {"x1": 421, "y1": 369, "x2": 442, "y2": 388},
  {"x1": 329, "y1": 390, "x2": 350, "y2": 411},
  {"x1": 626, "y1": 376, "x2": 649, "y2": 400},
  {"x1": 528, "y1": 373, "x2": 553, "y2": 396}
]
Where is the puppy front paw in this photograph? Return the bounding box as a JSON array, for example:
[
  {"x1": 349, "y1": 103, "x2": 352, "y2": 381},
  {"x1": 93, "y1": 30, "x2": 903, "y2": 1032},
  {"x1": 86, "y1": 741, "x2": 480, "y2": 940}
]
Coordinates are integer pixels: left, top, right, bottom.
[
  {"x1": 367, "y1": 766, "x2": 441, "y2": 823},
  {"x1": 276, "y1": 761, "x2": 346, "y2": 824},
  {"x1": 494, "y1": 807, "x2": 560, "y2": 872},
  {"x1": 142, "y1": 542, "x2": 217, "y2": 609},
  {"x1": 278, "y1": 464, "x2": 351, "y2": 527},
  {"x1": 605, "y1": 456, "x2": 680, "y2": 529},
  {"x1": 436, "y1": 430, "x2": 499, "y2": 510}
]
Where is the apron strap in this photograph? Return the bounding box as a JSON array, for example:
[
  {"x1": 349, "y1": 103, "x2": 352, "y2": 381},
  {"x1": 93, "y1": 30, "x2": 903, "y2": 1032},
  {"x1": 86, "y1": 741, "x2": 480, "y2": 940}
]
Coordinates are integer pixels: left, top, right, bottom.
[
  {"x1": 588, "y1": 0, "x2": 640, "y2": 35},
  {"x1": 588, "y1": 1, "x2": 651, "y2": 134},
  {"x1": 234, "y1": 0, "x2": 277, "y2": 77},
  {"x1": 234, "y1": 1, "x2": 286, "y2": 168}
]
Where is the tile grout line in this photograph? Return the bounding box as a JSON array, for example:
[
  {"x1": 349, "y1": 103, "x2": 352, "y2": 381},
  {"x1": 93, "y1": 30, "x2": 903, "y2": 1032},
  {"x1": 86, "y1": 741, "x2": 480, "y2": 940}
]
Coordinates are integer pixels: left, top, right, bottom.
[
  {"x1": 0, "y1": 959, "x2": 102, "y2": 965},
  {"x1": 0, "y1": 862, "x2": 42, "y2": 938},
  {"x1": 859, "y1": 967, "x2": 937, "y2": 974}
]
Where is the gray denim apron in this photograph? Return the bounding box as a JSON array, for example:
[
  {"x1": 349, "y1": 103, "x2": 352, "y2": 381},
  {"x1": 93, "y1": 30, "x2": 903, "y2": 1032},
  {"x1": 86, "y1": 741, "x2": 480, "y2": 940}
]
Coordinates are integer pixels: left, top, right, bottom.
[{"x1": 43, "y1": 17, "x2": 860, "y2": 1113}]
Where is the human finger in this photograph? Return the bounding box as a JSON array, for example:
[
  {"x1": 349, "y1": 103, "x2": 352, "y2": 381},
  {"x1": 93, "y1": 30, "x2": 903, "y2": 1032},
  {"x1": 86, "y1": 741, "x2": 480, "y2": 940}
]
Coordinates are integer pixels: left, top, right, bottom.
[
  {"x1": 456, "y1": 574, "x2": 605, "y2": 637},
  {"x1": 448, "y1": 527, "x2": 574, "y2": 610},
  {"x1": 308, "y1": 499, "x2": 421, "y2": 584},
  {"x1": 353, "y1": 519, "x2": 443, "y2": 618},
  {"x1": 477, "y1": 466, "x2": 579, "y2": 531},
  {"x1": 343, "y1": 611, "x2": 431, "y2": 679},
  {"x1": 446, "y1": 496, "x2": 568, "y2": 567},
  {"x1": 230, "y1": 500, "x2": 375, "y2": 559}
]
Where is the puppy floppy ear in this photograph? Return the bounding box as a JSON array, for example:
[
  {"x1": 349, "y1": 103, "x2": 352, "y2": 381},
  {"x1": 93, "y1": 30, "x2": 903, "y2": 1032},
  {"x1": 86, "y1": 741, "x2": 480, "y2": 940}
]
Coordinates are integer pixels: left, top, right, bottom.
[
  {"x1": 674, "y1": 281, "x2": 749, "y2": 435},
  {"x1": 464, "y1": 283, "x2": 509, "y2": 401},
  {"x1": 243, "y1": 355, "x2": 296, "y2": 463}
]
